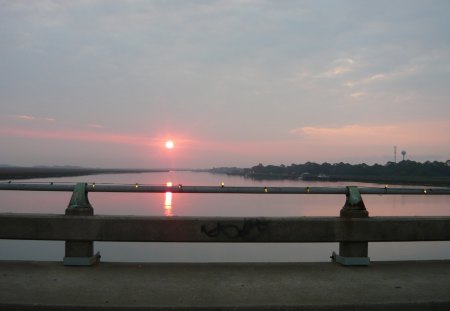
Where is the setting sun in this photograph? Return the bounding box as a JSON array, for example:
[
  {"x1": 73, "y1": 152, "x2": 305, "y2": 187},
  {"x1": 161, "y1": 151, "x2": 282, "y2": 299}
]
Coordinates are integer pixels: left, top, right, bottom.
[{"x1": 165, "y1": 140, "x2": 174, "y2": 149}]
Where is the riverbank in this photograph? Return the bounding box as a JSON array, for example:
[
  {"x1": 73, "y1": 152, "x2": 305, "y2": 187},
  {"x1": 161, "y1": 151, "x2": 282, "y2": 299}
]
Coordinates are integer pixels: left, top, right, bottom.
[
  {"x1": 0, "y1": 166, "x2": 169, "y2": 181},
  {"x1": 208, "y1": 161, "x2": 450, "y2": 187},
  {"x1": 3, "y1": 166, "x2": 450, "y2": 187},
  {"x1": 246, "y1": 172, "x2": 450, "y2": 187}
]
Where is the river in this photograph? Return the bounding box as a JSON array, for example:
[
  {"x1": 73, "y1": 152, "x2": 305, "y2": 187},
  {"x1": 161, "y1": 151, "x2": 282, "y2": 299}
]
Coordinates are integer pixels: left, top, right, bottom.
[{"x1": 1, "y1": 171, "x2": 449, "y2": 262}]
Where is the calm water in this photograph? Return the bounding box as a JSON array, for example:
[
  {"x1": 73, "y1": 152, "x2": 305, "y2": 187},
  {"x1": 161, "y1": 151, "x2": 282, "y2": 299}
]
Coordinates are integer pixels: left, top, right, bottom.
[{"x1": 1, "y1": 171, "x2": 450, "y2": 262}]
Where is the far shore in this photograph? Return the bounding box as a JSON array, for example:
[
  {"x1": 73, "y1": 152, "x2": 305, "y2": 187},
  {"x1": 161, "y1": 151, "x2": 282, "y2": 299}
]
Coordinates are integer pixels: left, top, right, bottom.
[
  {"x1": 2, "y1": 166, "x2": 449, "y2": 188},
  {"x1": 241, "y1": 173, "x2": 450, "y2": 187},
  {"x1": 0, "y1": 166, "x2": 170, "y2": 181}
]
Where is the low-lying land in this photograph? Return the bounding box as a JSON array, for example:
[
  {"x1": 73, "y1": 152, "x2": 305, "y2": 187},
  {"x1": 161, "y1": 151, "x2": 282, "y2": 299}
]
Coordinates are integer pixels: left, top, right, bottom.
[
  {"x1": 209, "y1": 160, "x2": 450, "y2": 187},
  {"x1": 0, "y1": 166, "x2": 168, "y2": 181},
  {"x1": 3, "y1": 160, "x2": 450, "y2": 187}
]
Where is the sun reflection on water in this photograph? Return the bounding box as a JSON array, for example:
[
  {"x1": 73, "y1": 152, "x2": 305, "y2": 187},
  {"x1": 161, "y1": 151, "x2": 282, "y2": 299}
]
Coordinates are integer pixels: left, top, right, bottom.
[
  {"x1": 164, "y1": 192, "x2": 173, "y2": 216},
  {"x1": 164, "y1": 181, "x2": 173, "y2": 216}
]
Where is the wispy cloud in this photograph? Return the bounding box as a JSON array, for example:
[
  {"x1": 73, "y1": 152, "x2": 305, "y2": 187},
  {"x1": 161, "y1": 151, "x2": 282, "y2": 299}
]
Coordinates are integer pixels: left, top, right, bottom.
[
  {"x1": 350, "y1": 91, "x2": 366, "y2": 98},
  {"x1": 87, "y1": 124, "x2": 106, "y2": 129},
  {"x1": 317, "y1": 58, "x2": 355, "y2": 78},
  {"x1": 14, "y1": 115, "x2": 36, "y2": 120},
  {"x1": 292, "y1": 124, "x2": 396, "y2": 140},
  {"x1": 290, "y1": 121, "x2": 450, "y2": 147},
  {"x1": 0, "y1": 127, "x2": 199, "y2": 149},
  {"x1": 322, "y1": 66, "x2": 352, "y2": 78},
  {"x1": 344, "y1": 65, "x2": 418, "y2": 88},
  {"x1": 344, "y1": 73, "x2": 385, "y2": 87},
  {"x1": 10, "y1": 114, "x2": 56, "y2": 122},
  {"x1": 0, "y1": 127, "x2": 156, "y2": 146}
]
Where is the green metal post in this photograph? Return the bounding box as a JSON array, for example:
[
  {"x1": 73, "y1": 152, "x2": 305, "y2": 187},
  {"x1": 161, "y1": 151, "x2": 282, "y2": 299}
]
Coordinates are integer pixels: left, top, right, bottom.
[
  {"x1": 332, "y1": 186, "x2": 370, "y2": 266},
  {"x1": 64, "y1": 183, "x2": 100, "y2": 266}
]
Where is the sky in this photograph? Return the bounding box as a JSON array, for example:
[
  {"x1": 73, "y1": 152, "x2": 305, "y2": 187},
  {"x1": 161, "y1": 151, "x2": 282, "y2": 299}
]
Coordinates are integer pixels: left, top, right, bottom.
[{"x1": 1, "y1": 0, "x2": 450, "y2": 169}]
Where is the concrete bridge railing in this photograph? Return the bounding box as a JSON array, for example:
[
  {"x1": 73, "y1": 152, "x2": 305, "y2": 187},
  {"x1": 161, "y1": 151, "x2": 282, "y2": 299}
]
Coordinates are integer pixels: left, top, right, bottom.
[{"x1": 1, "y1": 182, "x2": 450, "y2": 267}]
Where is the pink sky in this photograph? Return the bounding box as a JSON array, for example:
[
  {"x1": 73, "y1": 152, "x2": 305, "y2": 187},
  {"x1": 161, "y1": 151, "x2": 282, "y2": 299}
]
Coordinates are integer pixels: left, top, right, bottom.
[
  {"x1": 1, "y1": 1, "x2": 450, "y2": 168},
  {"x1": 1, "y1": 117, "x2": 449, "y2": 168}
]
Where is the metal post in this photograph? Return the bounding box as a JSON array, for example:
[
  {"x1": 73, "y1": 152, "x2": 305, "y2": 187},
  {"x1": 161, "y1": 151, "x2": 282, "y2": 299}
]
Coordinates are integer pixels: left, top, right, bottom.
[
  {"x1": 332, "y1": 186, "x2": 370, "y2": 266},
  {"x1": 63, "y1": 183, "x2": 100, "y2": 266}
]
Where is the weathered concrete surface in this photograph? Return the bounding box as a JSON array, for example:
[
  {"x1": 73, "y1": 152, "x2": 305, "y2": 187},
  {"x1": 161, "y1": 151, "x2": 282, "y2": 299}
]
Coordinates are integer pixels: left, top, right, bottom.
[
  {"x1": 2, "y1": 214, "x2": 450, "y2": 242},
  {"x1": 1, "y1": 260, "x2": 450, "y2": 310}
]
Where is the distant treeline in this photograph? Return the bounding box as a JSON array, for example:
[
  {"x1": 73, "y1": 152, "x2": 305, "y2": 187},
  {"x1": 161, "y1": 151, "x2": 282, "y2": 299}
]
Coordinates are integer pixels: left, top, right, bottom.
[
  {"x1": 248, "y1": 160, "x2": 450, "y2": 178},
  {"x1": 0, "y1": 167, "x2": 169, "y2": 180},
  {"x1": 210, "y1": 160, "x2": 450, "y2": 186}
]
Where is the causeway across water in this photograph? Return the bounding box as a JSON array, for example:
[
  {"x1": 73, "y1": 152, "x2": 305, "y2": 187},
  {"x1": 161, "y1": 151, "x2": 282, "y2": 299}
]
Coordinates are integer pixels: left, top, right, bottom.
[{"x1": 1, "y1": 260, "x2": 450, "y2": 310}]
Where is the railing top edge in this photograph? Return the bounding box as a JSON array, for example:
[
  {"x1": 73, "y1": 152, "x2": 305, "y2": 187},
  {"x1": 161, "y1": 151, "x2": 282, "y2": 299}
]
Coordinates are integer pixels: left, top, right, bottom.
[{"x1": 0, "y1": 182, "x2": 450, "y2": 195}]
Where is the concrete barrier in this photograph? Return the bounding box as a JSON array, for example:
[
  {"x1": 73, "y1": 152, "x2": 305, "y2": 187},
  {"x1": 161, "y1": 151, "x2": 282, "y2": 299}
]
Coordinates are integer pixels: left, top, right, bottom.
[
  {"x1": 1, "y1": 214, "x2": 450, "y2": 242},
  {"x1": 1, "y1": 183, "x2": 450, "y2": 266}
]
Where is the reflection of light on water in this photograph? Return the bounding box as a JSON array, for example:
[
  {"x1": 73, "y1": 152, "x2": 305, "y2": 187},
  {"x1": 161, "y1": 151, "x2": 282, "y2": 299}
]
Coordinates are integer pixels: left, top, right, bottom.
[
  {"x1": 164, "y1": 181, "x2": 173, "y2": 216},
  {"x1": 164, "y1": 192, "x2": 173, "y2": 216}
]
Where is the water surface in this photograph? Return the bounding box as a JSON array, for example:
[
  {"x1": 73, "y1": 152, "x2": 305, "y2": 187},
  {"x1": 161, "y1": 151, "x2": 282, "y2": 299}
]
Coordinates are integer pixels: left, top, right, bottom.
[{"x1": 1, "y1": 171, "x2": 449, "y2": 262}]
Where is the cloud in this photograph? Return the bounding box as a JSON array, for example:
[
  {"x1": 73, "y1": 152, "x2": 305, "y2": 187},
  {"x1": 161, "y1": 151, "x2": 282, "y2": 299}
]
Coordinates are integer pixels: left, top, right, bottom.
[
  {"x1": 87, "y1": 124, "x2": 106, "y2": 129},
  {"x1": 290, "y1": 121, "x2": 450, "y2": 147},
  {"x1": 350, "y1": 92, "x2": 366, "y2": 98},
  {"x1": 322, "y1": 66, "x2": 352, "y2": 78},
  {"x1": 0, "y1": 127, "x2": 199, "y2": 150},
  {"x1": 293, "y1": 124, "x2": 396, "y2": 140},
  {"x1": 14, "y1": 115, "x2": 36, "y2": 120},
  {"x1": 317, "y1": 58, "x2": 355, "y2": 78},
  {"x1": 0, "y1": 127, "x2": 157, "y2": 146},
  {"x1": 344, "y1": 74, "x2": 385, "y2": 87},
  {"x1": 334, "y1": 58, "x2": 354, "y2": 65},
  {"x1": 344, "y1": 65, "x2": 419, "y2": 88},
  {"x1": 10, "y1": 114, "x2": 56, "y2": 122}
]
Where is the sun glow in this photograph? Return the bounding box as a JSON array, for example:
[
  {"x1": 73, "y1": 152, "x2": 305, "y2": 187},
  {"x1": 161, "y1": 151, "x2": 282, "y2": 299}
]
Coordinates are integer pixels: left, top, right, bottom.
[{"x1": 165, "y1": 140, "x2": 174, "y2": 149}]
